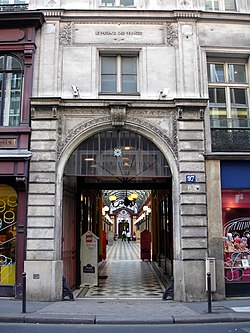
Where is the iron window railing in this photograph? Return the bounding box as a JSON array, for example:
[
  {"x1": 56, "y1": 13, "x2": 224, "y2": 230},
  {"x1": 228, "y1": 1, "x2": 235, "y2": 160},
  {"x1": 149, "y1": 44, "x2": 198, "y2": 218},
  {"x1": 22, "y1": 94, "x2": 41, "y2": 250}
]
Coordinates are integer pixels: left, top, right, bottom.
[
  {"x1": 0, "y1": 4, "x2": 28, "y2": 11},
  {"x1": 211, "y1": 118, "x2": 250, "y2": 152}
]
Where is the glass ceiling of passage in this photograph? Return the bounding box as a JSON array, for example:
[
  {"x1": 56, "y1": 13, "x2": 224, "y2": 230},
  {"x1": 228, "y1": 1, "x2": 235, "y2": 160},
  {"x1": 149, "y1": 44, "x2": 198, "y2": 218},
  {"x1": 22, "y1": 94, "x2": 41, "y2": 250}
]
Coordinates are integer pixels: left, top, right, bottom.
[
  {"x1": 103, "y1": 189, "x2": 151, "y2": 214},
  {"x1": 64, "y1": 130, "x2": 171, "y2": 179}
]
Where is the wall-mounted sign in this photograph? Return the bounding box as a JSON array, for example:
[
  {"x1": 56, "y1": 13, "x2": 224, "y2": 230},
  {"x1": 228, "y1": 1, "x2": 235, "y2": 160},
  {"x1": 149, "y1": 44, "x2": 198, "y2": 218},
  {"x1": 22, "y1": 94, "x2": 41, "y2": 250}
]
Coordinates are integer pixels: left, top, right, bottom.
[
  {"x1": 81, "y1": 231, "x2": 99, "y2": 287},
  {"x1": 186, "y1": 175, "x2": 196, "y2": 183},
  {"x1": 0, "y1": 138, "x2": 17, "y2": 149},
  {"x1": 86, "y1": 234, "x2": 92, "y2": 243}
]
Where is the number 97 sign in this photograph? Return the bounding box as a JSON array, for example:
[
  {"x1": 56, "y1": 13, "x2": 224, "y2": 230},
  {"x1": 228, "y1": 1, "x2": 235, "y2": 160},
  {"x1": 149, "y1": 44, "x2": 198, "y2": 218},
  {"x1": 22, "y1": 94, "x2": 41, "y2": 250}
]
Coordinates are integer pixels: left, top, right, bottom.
[{"x1": 186, "y1": 175, "x2": 196, "y2": 183}]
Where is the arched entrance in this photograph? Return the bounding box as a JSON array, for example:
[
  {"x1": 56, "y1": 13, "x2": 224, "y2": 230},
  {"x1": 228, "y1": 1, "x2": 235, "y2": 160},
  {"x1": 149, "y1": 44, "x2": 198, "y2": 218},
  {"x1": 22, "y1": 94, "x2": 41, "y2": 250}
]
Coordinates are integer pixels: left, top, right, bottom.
[{"x1": 61, "y1": 128, "x2": 176, "y2": 297}]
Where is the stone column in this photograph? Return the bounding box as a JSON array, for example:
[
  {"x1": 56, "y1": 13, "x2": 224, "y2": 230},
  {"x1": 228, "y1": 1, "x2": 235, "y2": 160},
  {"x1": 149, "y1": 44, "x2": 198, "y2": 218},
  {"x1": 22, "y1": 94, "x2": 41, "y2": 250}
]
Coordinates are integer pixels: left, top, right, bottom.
[
  {"x1": 206, "y1": 159, "x2": 225, "y2": 299},
  {"x1": 174, "y1": 107, "x2": 208, "y2": 301},
  {"x1": 24, "y1": 111, "x2": 63, "y2": 301}
]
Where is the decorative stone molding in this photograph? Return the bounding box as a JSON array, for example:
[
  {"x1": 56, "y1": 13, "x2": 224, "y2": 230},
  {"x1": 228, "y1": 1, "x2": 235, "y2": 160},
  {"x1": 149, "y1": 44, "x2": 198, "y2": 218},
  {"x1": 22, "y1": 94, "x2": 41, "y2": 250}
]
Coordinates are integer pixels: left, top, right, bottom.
[
  {"x1": 16, "y1": 177, "x2": 27, "y2": 190},
  {"x1": 174, "y1": 11, "x2": 200, "y2": 19},
  {"x1": 57, "y1": 115, "x2": 177, "y2": 159},
  {"x1": 59, "y1": 22, "x2": 72, "y2": 45},
  {"x1": 178, "y1": 107, "x2": 183, "y2": 119},
  {"x1": 57, "y1": 116, "x2": 110, "y2": 157},
  {"x1": 46, "y1": 0, "x2": 59, "y2": 6},
  {"x1": 31, "y1": 107, "x2": 36, "y2": 119},
  {"x1": 52, "y1": 107, "x2": 58, "y2": 118},
  {"x1": 44, "y1": 11, "x2": 63, "y2": 17},
  {"x1": 165, "y1": 23, "x2": 178, "y2": 46},
  {"x1": 128, "y1": 117, "x2": 178, "y2": 158},
  {"x1": 199, "y1": 108, "x2": 205, "y2": 119},
  {"x1": 178, "y1": 0, "x2": 193, "y2": 9},
  {"x1": 109, "y1": 105, "x2": 127, "y2": 127},
  {"x1": 23, "y1": 49, "x2": 34, "y2": 58},
  {"x1": 57, "y1": 113, "x2": 62, "y2": 144}
]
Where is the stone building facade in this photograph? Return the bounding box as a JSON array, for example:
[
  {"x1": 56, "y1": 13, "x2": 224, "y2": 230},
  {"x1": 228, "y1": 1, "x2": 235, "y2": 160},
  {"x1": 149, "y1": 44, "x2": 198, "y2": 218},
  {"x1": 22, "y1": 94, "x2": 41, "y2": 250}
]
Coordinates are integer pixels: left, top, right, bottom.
[
  {"x1": 0, "y1": 3, "x2": 44, "y2": 298},
  {"x1": 23, "y1": 0, "x2": 250, "y2": 301}
]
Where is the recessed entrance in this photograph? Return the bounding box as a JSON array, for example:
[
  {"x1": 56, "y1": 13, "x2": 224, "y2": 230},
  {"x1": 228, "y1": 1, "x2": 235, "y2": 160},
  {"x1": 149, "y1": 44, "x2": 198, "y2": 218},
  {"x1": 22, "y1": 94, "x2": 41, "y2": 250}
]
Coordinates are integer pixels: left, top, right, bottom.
[{"x1": 62, "y1": 129, "x2": 174, "y2": 299}]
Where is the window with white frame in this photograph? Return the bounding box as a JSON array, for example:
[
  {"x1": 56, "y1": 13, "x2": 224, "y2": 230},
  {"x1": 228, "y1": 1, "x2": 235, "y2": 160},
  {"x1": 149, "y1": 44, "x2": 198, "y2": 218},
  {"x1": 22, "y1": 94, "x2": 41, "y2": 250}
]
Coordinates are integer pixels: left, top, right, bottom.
[
  {"x1": 207, "y1": 61, "x2": 249, "y2": 128},
  {"x1": 100, "y1": 0, "x2": 134, "y2": 7},
  {"x1": 0, "y1": 55, "x2": 23, "y2": 126},
  {"x1": 100, "y1": 54, "x2": 138, "y2": 94},
  {"x1": 205, "y1": 0, "x2": 236, "y2": 11}
]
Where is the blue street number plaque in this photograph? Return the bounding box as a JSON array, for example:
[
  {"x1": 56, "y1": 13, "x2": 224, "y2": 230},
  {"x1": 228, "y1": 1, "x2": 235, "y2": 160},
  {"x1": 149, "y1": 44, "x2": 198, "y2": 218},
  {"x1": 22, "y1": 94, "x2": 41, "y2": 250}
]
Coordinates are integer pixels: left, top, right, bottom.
[{"x1": 186, "y1": 175, "x2": 196, "y2": 183}]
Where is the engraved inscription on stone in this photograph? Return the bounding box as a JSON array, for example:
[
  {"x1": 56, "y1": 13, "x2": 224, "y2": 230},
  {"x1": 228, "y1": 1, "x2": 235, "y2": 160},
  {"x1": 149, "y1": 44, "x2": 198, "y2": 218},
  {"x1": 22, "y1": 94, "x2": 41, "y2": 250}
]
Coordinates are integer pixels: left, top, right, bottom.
[{"x1": 74, "y1": 24, "x2": 163, "y2": 44}]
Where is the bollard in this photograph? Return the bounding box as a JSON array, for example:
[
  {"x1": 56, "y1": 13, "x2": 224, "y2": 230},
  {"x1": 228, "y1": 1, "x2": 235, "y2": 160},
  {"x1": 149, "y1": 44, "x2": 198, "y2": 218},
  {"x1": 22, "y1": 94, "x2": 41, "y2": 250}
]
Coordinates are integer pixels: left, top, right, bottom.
[
  {"x1": 22, "y1": 272, "x2": 26, "y2": 314},
  {"x1": 207, "y1": 272, "x2": 212, "y2": 313}
]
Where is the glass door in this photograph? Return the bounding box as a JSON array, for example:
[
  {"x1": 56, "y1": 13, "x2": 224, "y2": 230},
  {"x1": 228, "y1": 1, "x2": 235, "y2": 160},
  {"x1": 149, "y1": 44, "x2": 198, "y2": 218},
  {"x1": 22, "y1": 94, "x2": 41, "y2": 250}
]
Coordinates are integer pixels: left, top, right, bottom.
[{"x1": 0, "y1": 184, "x2": 17, "y2": 286}]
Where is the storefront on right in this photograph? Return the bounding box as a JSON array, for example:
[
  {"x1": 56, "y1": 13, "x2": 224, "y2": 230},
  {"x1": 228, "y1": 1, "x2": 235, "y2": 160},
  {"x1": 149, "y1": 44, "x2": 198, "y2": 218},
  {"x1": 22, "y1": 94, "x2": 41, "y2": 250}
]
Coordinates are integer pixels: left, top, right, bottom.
[{"x1": 221, "y1": 161, "x2": 250, "y2": 297}]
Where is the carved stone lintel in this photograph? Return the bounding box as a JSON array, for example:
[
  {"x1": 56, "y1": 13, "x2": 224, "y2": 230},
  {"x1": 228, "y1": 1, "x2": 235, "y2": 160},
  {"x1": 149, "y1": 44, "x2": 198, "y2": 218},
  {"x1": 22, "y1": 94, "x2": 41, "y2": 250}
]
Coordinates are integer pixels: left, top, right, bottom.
[{"x1": 109, "y1": 105, "x2": 127, "y2": 127}]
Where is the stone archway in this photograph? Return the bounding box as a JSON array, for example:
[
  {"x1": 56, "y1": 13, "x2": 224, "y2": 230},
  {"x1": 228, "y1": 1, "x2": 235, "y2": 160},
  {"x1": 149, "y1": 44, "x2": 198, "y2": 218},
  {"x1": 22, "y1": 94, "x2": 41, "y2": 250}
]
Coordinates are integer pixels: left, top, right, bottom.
[
  {"x1": 25, "y1": 98, "x2": 208, "y2": 302},
  {"x1": 55, "y1": 119, "x2": 181, "y2": 297}
]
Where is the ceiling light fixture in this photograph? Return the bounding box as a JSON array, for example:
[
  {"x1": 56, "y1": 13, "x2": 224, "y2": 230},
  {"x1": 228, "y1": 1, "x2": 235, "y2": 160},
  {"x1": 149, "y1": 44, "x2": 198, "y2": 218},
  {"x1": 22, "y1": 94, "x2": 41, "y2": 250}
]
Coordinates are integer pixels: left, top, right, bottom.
[{"x1": 109, "y1": 191, "x2": 138, "y2": 208}]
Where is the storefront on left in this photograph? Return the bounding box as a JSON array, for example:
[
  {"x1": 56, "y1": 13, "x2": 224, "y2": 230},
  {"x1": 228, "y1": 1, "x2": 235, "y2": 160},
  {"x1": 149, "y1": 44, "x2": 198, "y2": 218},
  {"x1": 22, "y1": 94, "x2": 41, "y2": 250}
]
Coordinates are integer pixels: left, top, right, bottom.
[{"x1": 0, "y1": 7, "x2": 44, "y2": 298}]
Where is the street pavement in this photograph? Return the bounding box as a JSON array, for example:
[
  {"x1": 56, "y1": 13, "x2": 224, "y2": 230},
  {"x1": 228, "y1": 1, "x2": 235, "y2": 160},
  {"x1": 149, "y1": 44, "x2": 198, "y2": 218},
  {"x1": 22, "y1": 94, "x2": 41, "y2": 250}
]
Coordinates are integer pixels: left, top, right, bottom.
[{"x1": 0, "y1": 297, "x2": 250, "y2": 325}]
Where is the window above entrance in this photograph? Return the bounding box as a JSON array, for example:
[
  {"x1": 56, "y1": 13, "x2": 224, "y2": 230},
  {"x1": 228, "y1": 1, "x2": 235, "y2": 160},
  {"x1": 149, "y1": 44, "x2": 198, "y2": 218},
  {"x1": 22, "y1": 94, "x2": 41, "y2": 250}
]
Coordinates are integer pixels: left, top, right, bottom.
[
  {"x1": 64, "y1": 130, "x2": 171, "y2": 179},
  {"x1": 100, "y1": 54, "x2": 138, "y2": 95}
]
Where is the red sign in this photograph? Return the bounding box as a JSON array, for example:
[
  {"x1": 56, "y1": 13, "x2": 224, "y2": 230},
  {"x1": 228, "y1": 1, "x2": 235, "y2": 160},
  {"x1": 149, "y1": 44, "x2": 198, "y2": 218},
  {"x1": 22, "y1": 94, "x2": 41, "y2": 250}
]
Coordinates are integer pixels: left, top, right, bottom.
[
  {"x1": 141, "y1": 230, "x2": 151, "y2": 261},
  {"x1": 86, "y1": 234, "x2": 92, "y2": 243},
  {"x1": 102, "y1": 231, "x2": 106, "y2": 260}
]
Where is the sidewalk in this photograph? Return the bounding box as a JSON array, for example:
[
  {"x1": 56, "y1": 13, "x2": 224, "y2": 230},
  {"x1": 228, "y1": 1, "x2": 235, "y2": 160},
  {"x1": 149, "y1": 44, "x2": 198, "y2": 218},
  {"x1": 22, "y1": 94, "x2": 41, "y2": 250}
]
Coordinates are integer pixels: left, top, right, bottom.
[{"x1": 0, "y1": 297, "x2": 250, "y2": 325}]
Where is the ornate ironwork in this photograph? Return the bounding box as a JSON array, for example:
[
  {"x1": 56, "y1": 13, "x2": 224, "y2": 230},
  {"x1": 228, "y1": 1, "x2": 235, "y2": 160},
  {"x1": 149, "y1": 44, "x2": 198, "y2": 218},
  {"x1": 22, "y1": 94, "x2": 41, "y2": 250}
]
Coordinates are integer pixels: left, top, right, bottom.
[
  {"x1": 211, "y1": 128, "x2": 250, "y2": 152},
  {"x1": 0, "y1": 4, "x2": 28, "y2": 12}
]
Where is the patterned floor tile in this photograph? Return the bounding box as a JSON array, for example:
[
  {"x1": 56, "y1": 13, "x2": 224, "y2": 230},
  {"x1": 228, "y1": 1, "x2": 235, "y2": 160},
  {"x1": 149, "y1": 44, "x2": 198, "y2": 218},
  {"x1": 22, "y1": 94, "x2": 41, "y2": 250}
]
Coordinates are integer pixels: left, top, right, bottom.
[{"x1": 79, "y1": 240, "x2": 165, "y2": 299}]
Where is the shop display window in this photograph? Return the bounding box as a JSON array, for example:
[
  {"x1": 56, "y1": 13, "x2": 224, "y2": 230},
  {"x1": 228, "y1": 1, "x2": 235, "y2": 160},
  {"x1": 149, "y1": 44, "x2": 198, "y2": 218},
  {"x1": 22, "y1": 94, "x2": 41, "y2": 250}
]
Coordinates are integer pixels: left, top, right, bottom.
[
  {"x1": 0, "y1": 184, "x2": 17, "y2": 285},
  {"x1": 222, "y1": 190, "x2": 250, "y2": 282}
]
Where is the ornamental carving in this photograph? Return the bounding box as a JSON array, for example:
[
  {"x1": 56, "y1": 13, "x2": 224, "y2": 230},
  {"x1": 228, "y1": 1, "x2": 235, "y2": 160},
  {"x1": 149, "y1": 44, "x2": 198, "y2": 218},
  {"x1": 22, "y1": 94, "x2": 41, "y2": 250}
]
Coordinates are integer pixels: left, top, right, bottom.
[
  {"x1": 46, "y1": 0, "x2": 59, "y2": 6},
  {"x1": 57, "y1": 115, "x2": 177, "y2": 159},
  {"x1": 57, "y1": 116, "x2": 110, "y2": 157},
  {"x1": 178, "y1": 0, "x2": 193, "y2": 9},
  {"x1": 109, "y1": 105, "x2": 127, "y2": 127},
  {"x1": 165, "y1": 23, "x2": 178, "y2": 47},
  {"x1": 59, "y1": 22, "x2": 72, "y2": 45},
  {"x1": 127, "y1": 117, "x2": 177, "y2": 158}
]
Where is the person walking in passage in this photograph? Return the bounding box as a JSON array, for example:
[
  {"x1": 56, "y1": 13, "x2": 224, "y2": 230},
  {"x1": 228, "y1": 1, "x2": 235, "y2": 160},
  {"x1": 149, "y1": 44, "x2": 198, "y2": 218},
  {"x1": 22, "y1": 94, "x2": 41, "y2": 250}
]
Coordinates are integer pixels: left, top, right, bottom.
[
  {"x1": 126, "y1": 230, "x2": 131, "y2": 243},
  {"x1": 122, "y1": 230, "x2": 126, "y2": 242}
]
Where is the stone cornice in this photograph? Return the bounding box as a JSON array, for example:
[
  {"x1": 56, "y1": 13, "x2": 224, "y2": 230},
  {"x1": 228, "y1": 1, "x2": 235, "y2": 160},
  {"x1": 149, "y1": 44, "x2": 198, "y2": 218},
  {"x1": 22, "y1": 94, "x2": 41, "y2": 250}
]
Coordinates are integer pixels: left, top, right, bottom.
[
  {"x1": 0, "y1": 11, "x2": 45, "y2": 29},
  {"x1": 30, "y1": 97, "x2": 208, "y2": 110},
  {"x1": 205, "y1": 153, "x2": 250, "y2": 160},
  {"x1": 41, "y1": 9, "x2": 250, "y2": 24}
]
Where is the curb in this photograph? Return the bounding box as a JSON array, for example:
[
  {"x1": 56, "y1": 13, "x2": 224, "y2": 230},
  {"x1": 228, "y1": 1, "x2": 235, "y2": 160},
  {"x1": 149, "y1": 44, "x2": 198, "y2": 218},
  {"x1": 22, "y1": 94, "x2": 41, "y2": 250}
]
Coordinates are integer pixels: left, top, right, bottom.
[{"x1": 1, "y1": 314, "x2": 250, "y2": 325}]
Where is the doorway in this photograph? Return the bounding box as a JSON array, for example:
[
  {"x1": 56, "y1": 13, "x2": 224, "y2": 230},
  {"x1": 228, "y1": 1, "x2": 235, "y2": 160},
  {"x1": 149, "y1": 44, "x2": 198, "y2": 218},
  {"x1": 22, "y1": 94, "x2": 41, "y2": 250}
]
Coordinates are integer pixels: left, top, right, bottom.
[{"x1": 62, "y1": 129, "x2": 174, "y2": 297}]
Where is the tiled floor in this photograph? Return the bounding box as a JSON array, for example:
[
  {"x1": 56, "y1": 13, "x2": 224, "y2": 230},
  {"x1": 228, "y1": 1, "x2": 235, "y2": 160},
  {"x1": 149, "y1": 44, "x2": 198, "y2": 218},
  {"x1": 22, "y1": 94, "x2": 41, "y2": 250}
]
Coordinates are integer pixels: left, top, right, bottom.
[{"x1": 79, "y1": 239, "x2": 165, "y2": 299}]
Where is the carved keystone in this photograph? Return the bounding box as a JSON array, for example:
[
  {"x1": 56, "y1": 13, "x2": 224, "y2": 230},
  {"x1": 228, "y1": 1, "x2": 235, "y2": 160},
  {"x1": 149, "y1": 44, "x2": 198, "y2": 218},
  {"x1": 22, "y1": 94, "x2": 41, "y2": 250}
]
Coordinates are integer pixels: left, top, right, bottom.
[{"x1": 109, "y1": 105, "x2": 127, "y2": 127}]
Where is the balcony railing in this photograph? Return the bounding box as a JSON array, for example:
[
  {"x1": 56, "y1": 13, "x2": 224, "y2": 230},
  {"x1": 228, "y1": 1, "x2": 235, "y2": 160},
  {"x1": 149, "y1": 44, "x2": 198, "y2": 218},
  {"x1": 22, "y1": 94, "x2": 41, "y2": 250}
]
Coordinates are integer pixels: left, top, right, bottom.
[
  {"x1": 0, "y1": 4, "x2": 28, "y2": 12},
  {"x1": 211, "y1": 118, "x2": 250, "y2": 152}
]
